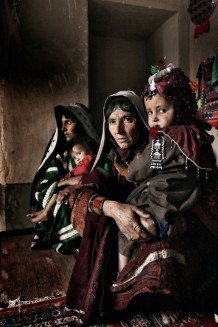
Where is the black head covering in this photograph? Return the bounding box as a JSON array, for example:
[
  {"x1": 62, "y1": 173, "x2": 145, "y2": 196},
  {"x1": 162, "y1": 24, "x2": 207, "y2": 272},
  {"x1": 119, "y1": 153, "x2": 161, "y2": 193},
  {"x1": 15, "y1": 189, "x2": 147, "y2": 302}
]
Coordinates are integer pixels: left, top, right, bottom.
[
  {"x1": 38, "y1": 102, "x2": 100, "y2": 171},
  {"x1": 91, "y1": 91, "x2": 149, "y2": 171},
  {"x1": 54, "y1": 103, "x2": 100, "y2": 143}
]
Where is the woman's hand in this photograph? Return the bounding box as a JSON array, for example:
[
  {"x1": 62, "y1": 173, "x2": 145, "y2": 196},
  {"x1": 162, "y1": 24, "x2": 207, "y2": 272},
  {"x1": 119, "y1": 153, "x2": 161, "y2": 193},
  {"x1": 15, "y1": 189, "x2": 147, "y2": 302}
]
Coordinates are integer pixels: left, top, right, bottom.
[{"x1": 103, "y1": 200, "x2": 152, "y2": 241}]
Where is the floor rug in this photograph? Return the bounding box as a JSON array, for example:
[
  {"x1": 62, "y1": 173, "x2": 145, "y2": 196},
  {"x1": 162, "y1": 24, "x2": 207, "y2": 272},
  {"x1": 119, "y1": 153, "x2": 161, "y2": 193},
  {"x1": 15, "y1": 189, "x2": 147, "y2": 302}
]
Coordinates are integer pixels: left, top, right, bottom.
[
  {"x1": 0, "y1": 295, "x2": 217, "y2": 327},
  {"x1": 121, "y1": 312, "x2": 217, "y2": 327},
  {"x1": 0, "y1": 295, "x2": 78, "y2": 327},
  {"x1": 0, "y1": 233, "x2": 73, "y2": 301}
]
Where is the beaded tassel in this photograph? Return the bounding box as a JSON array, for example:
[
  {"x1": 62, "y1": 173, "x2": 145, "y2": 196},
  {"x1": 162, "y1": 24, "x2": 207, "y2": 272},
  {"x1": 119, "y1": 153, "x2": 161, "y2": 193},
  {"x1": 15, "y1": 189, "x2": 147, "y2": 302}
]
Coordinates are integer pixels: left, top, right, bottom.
[
  {"x1": 185, "y1": 157, "x2": 188, "y2": 170},
  {"x1": 206, "y1": 169, "x2": 208, "y2": 180},
  {"x1": 150, "y1": 136, "x2": 165, "y2": 169}
]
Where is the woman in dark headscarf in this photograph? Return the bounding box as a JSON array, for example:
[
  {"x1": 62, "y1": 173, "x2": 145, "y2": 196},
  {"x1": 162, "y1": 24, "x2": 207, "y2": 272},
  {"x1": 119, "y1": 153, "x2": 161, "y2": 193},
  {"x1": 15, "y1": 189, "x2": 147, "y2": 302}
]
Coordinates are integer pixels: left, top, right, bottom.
[
  {"x1": 27, "y1": 103, "x2": 100, "y2": 255},
  {"x1": 65, "y1": 91, "x2": 150, "y2": 324}
]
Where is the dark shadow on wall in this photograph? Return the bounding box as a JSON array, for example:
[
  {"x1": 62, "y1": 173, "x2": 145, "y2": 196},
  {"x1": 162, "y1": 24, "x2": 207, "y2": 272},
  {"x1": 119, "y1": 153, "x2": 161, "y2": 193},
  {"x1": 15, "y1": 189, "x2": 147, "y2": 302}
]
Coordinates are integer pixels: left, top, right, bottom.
[{"x1": 5, "y1": 183, "x2": 33, "y2": 231}]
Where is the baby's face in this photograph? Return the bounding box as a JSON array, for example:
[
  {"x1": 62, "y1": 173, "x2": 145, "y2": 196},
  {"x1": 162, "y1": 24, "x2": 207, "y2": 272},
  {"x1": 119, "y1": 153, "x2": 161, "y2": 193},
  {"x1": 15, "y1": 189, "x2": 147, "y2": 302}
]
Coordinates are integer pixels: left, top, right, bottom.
[
  {"x1": 71, "y1": 144, "x2": 88, "y2": 165},
  {"x1": 144, "y1": 93, "x2": 174, "y2": 129}
]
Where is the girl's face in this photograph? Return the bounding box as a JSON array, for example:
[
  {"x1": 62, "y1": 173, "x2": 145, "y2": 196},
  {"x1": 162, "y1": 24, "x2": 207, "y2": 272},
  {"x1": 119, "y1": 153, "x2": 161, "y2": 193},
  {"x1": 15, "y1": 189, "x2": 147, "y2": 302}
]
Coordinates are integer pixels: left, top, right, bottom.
[
  {"x1": 71, "y1": 144, "x2": 88, "y2": 165},
  {"x1": 108, "y1": 108, "x2": 140, "y2": 149},
  {"x1": 144, "y1": 93, "x2": 174, "y2": 129},
  {"x1": 61, "y1": 114, "x2": 77, "y2": 142}
]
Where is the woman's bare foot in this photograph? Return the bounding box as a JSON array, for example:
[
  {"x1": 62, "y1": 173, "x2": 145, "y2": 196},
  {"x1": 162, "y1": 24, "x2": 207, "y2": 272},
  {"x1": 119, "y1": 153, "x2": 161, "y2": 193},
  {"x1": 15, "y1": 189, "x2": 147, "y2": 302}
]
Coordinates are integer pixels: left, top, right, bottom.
[
  {"x1": 27, "y1": 210, "x2": 49, "y2": 223},
  {"x1": 160, "y1": 303, "x2": 182, "y2": 325}
]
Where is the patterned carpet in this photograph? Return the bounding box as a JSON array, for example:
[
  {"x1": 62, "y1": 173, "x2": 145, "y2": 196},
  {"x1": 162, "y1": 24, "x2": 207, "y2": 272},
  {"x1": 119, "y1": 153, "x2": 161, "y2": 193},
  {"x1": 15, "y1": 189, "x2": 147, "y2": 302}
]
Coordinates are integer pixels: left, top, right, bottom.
[
  {"x1": 0, "y1": 295, "x2": 217, "y2": 327},
  {"x1": 0, "y1": 295, "x2": 74, "y2": 327},
  {"x1": 0, "y1": 234, "x2": 217, "y2": 326}
]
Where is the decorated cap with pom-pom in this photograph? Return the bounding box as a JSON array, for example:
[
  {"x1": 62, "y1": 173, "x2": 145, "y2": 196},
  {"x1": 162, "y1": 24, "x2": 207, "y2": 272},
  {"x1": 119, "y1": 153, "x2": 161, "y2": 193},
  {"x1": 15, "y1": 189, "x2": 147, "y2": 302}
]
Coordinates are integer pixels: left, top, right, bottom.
[{"x1": 142, "y1": 60, "x2": 198, "y2": 125}]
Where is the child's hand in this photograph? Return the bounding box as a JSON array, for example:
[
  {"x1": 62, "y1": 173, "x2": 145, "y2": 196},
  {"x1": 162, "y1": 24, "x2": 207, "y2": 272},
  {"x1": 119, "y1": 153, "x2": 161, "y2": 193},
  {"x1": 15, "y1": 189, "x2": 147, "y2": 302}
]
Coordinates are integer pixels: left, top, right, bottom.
[
  {"x1": 56, "y1": 186, "x2": 73, "y2": 203},
  {"x1": 139, "y1": 216, "x2": 157, "y2": 237},
  {"x1": 60, "y1": 172, "x2": 72, "y2": 182}
]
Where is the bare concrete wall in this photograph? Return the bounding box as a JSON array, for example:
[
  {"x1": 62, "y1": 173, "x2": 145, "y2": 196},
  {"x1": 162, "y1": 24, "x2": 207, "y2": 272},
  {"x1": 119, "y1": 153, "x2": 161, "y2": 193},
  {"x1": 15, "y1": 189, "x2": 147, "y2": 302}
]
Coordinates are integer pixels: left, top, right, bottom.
[
  {"x1": 146, "y1": 1, "x2": 190, "y2": 74},
  {"x1": 147, "y1": 14, "x2": 180, "y2": 70},
  {"x1": 0, "y1": 0, "x2": 89, "y2": 185},
  {"x1": 89, "y1": 36, "x2": 148, "y2": 133},
  {"x1": 0, "y1": 0, "x2": 88, "y2": 231}
]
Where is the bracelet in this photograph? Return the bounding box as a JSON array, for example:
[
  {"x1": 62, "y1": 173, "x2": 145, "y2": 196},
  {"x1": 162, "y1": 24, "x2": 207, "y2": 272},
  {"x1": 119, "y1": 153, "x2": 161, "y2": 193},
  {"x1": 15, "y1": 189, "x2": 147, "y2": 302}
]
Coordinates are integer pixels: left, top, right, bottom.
[
  {"x1": 88, "y1": 194, "x2": 99, "y2": 213},
  {"x1": 92, "y1": 196, "x2": 108, "y2": 215},
  {"x1": 88, "y1": 195, "x2": 108, "y2": 215},
  {"x1": 98, "y1": 198, "x2": 107, "y2": 215}
]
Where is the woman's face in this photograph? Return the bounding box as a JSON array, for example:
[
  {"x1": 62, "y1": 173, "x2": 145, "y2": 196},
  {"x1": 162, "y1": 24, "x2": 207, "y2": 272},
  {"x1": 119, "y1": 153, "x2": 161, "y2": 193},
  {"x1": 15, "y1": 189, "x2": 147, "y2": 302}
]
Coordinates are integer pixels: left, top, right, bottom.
[
  {"x1": 144, "y1": 93, "x2": 174, "y2": 128},
  {"x1": 61, "y1": 114, "x2": 77, "y2": 142},
  {"x1": 108, "y1": 108, "x2": 140, "y2": 149}
]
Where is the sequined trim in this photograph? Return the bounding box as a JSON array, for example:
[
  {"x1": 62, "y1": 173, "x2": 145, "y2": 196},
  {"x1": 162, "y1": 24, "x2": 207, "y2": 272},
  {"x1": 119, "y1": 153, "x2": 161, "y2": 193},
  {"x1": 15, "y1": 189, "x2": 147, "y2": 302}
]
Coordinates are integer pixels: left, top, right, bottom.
[{"x1": 112, "y1": 249, "x2": 186, "y2": 287}]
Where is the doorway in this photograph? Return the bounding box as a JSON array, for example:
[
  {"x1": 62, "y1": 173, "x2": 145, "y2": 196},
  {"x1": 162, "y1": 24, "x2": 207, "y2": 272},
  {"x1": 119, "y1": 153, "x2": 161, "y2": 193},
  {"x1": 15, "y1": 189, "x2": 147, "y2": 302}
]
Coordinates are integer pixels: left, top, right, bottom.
[{"x1": 88, "y1": 0, "x2": 176, "y2": 133}]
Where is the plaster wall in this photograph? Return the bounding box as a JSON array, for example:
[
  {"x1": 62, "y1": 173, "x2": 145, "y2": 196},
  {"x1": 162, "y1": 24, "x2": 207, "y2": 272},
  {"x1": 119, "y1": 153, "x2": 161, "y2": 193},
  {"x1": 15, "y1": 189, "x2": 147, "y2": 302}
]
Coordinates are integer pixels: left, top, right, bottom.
[
  {"x1": 89, "y1": 36, "x2": 148, "y2": 133},
  {"x1": 0, "y1": 0, "x2": 89, "y2": 185},
  {"x1": 146, "y1": 2, "x2": 190, "y2": 75},
  {"x1": 99, "y1": 0, "x2": 181, "y2": 11},
  {"x1": 0, "y1": 0, "x2": 88, "y2": 231},
  {"x1": 147, "y1": 14, "x2": 179, "y2": 72}
]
